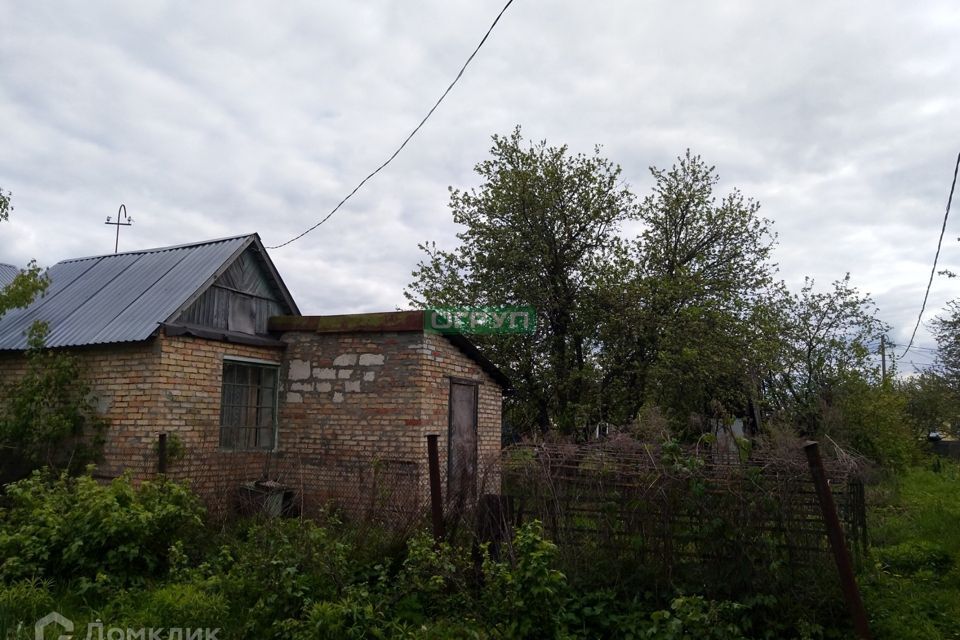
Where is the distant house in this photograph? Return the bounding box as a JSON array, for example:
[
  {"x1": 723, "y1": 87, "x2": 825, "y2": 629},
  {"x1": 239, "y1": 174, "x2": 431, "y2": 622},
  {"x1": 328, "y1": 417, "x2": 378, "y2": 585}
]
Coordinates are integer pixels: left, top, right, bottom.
[{"x1": 0, "y1": 234, "x2": 507, "y2": 517}]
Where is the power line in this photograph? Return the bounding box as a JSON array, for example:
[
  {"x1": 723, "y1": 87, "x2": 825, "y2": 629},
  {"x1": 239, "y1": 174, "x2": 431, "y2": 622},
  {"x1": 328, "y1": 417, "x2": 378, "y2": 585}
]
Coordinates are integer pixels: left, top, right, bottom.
[
  {"x1": 267, "y1": 0, "x2": 516, "y2": 250},
  {"x1": 898, "y1": 151, "x2": 960, "y2": 359}
]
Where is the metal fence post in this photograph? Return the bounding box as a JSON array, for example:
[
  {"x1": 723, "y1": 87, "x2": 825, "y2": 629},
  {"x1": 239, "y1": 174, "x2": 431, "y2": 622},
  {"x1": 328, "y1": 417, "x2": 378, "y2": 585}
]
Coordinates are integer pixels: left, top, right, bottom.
[{"x1": 804, "y1": 441, "x2": 871, "y2": 640}]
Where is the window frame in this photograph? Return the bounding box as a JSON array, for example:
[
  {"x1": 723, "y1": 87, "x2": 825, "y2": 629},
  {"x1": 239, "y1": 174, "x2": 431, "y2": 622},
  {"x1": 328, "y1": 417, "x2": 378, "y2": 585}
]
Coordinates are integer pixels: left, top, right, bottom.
[{"x1": 218, "y1": 356, "x2": 280, "y2": 451}]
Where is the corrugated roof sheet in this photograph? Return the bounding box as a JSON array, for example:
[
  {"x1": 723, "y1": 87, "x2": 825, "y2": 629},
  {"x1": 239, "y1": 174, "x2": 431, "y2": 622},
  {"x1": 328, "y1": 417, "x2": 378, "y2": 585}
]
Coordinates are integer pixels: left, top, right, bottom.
[
  {"x1": 0, "y1": 263, "x2": 19, "y2": 289},
  {"x1": 0, "y1": 235, "x2": 253, "y2": 350}
]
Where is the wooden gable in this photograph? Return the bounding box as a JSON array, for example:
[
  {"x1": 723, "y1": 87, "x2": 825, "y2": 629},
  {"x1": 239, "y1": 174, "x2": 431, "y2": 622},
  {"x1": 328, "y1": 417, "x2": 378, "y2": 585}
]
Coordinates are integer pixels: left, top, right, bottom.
[{"x1": 177, "y1": 245, "x2": 292, "y2": 336}]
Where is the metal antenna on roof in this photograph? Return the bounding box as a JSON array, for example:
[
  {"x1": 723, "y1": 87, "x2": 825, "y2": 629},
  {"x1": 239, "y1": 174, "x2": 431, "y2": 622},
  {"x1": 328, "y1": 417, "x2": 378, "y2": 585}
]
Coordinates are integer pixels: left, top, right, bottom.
[{"x1": 105, "y1": 204, "x2": 134, "y2": 253}]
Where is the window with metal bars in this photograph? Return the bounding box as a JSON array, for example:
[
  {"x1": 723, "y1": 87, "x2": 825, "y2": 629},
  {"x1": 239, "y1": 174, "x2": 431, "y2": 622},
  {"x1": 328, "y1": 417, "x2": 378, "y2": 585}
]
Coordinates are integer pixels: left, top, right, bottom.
[{"x1": 219, "y1": 360, "x2": 278, "y2": 450}]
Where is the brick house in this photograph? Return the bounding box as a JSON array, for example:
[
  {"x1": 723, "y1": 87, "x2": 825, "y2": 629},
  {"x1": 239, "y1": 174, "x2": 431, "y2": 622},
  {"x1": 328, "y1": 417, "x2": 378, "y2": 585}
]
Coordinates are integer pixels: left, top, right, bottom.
[{"x1": 0, "y1": 234, "x2": 508, "y2": 517}]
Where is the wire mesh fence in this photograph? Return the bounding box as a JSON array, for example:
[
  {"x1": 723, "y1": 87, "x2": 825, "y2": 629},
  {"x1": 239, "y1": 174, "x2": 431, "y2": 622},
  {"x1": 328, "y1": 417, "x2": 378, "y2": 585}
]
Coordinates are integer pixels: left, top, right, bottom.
[
  {"x1": 155, "y1": 432, "x2": 866, "y2": 597},
  {"x1": 496, "y1": 436, "x2": 867, "y2": 594}
]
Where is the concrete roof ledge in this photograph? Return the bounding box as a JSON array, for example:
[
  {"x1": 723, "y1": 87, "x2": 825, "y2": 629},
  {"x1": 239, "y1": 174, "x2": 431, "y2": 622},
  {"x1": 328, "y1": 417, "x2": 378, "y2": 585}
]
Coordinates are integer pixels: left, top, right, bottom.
[{"x1": 269, "y1": 311, "x2": 424, "y2": 334}]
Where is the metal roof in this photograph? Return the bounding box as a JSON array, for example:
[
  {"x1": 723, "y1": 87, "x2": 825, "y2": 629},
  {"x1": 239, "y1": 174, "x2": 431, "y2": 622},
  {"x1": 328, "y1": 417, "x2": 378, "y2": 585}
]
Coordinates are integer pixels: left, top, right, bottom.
[
  {"x1": 0, "y1": 263, "x2": 18, "y2": 289},
  {"x1": 0, "y1": 234, "x2": 292, "y2": 350}
]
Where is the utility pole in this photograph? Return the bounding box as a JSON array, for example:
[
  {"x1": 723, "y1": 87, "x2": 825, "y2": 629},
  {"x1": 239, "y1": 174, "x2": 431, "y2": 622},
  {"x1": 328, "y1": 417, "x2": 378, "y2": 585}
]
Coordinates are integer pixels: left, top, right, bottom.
[
  {"x1": 105, "y1": 204, "x2": 133, "y2": 253},
  {"x1": 880, "y1": 335, "x2": 887, "y2": 382}
]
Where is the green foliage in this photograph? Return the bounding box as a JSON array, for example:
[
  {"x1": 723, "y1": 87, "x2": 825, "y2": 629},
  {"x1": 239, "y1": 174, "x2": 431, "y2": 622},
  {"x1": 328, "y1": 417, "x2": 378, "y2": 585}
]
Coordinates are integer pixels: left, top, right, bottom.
[
  {"x1": 0, "y1": 578, "x2": 55, "y2": 635},
  {"x1": 642, "y1": 596, "x2": 748, "y2": 640},
  {"x1": 0, "y1": 187, "x2": 8, "y2": 222},
  {"x1": 770, "y1": 275, "x2": 889, "y2": 437},
  {"x1": 863, "y1": 464, "x2": 960, "y2": 639},
  {"x1": 0, "y1": 471, "x2": 204, "y2": 587},
  {"x1": 932, "y1": 300, "x2": 960, "y2": 385},
  {"x1": 0, "y1": 187, "x2": 49, "y2": 321},
  {"x1": 901, "y1": 371, "x2": 959, "y2": 438},
  {"x1": 608, "y1": 150, "x2": 779, "y2": 431},
  {"x1": 0, "y1": 261, "x2": 48, "y2": 321},
  {"x1": 209, "y1": 518, "x2": 352, "y2": 639},
  {"x1": 0, "y1": 323, "x2": 107, "y2": 478},
  {"x1": 404, "y1": 132, "x2": 897, "y2": 446},
  {"x1": 480, "y1": 522, "x2": 570, "y2": 639},
  {"x1": 825, "y1": 374, "x2": 915, "y2": 469},
  {"x1": 406, "y1": 126, "x2": 638, "y2": 432},
  {"x1": 0, "y1": 497, "x2": 852, "y2": 639},
  {"x1": 875, "y1": 541, "x2": 953, "y2": 577}
]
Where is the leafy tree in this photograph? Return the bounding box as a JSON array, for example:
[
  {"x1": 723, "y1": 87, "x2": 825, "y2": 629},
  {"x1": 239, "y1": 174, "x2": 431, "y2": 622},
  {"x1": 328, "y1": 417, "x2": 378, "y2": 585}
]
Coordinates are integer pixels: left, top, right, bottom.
[
  {"x1": 931, "y1": 300, "x2": 960, "y2": 383},
  {"x1": 406, "y1": 127, "x2": 637, "y2": 432},
  {"x1": 770, "y1": 274, "x2": 888, "y2": 436},
  {"x1": 0, "y1": 186, "x2": 48, "y2": 319},
  {"x1": 901, "y1": 371, "x2": 957, "y2": 438},
  {"x1": 899, "y1": 301, "x2": 960, "y2": 439},
  {"x1": 595, "y1": 152, "x2": 780, "y2": 431}
]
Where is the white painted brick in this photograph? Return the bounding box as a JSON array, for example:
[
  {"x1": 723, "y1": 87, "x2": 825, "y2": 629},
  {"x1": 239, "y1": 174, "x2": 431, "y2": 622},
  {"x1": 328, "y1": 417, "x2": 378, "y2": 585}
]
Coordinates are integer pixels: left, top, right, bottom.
[
  {"x1": 333, "y1": 354, "x2": 358, "y2": 366},
  {"x1": 288, "y1": 359, "x2": 310, "y2": 380}
]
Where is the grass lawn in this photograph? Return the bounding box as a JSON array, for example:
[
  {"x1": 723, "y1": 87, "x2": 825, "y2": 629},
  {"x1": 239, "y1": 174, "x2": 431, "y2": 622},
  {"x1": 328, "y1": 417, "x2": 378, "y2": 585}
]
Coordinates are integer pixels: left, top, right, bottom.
[{"x1": 862, "y1": 459, "x2": 960, "y2": 639}]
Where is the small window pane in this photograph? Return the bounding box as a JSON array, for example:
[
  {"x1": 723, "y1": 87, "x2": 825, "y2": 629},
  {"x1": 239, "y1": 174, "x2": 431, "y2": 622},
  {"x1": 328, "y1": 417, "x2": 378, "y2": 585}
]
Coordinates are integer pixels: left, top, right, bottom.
[{"x1": 219, "y1": 361, "x2": 278, "y2": 451}]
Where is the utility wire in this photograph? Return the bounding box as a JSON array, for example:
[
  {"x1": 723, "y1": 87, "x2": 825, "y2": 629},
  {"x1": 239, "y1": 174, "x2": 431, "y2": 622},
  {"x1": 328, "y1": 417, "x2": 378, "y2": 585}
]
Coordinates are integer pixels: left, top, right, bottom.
[
  {"x1": 898, "y1": 151, "x2": 960, "y2": 359},
  {"x1": 267, "y1": 0, "x2": 516, "y2": 250}
]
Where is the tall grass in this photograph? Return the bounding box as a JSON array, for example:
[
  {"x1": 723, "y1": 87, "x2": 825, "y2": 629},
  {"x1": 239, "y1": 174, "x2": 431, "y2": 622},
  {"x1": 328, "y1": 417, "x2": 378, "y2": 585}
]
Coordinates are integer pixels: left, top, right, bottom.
[{"x1": 863, "y1": 460, "x2": 960, "y2": 639}]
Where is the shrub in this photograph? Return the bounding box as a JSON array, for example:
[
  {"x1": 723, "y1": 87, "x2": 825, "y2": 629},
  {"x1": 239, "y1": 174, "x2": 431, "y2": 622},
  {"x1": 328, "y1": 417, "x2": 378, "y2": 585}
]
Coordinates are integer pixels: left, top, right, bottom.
[
  {"x1": 0, "y1": 470, "x2": 204, "y2": 587},
  {"x1": 479, "y1": 521, "x2": 571, "y2": 639},
  {"x1": 0, "y1": 323, "x2": 107, "y2": 480},
  {"x1": 213, "y1": 518, "x2": 352, "y2": 639}
]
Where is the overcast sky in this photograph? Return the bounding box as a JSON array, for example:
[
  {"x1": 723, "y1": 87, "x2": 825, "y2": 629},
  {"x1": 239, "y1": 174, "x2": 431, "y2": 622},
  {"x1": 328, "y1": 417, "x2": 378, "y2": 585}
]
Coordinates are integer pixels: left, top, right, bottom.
[{"x1": 2, "y1": 1, "x2": 959, "y2": 371}]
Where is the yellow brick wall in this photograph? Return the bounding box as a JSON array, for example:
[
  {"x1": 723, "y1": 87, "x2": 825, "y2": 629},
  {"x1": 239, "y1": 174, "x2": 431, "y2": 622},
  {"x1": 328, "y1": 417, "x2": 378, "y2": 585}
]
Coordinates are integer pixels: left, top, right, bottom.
[
  {"x1": 275, "y1": 330, "x2": 503, "y2": 513},
  {"x1": 420, "y1": 332, "x2": 503, "y2": 496},
  {"x1": 0, "y1": 329, "x2": 504, "y2": 519},
  {"x1": 0, "y1": 334, "x2": 284, "y2": 513}
]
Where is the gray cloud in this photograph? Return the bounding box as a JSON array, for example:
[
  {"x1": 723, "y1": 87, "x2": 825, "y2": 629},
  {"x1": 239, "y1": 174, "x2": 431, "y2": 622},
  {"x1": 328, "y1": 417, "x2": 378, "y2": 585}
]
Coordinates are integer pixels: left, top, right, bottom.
[{"x1": 3, "y1": 0, "x2": 960, "y2": 372}]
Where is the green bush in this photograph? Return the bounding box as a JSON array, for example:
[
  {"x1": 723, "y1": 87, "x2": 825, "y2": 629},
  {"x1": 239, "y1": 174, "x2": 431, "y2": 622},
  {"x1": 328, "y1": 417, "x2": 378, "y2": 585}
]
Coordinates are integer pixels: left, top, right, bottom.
[
  {"x1": 0, "y1": 470, "x2": 204, "y2": 587},
  {"x1": 212, "y1": 518, "x2": 352, "y2": 639},
  {"x1": 0, "y1": 323, "x2": 107, "y2": 479},
  {"x1": 479, "y1": 522, "x2": 571, "y2": 639},
  {"x1": 291, "y1": 522, "x2": 569, "y2": 640}
]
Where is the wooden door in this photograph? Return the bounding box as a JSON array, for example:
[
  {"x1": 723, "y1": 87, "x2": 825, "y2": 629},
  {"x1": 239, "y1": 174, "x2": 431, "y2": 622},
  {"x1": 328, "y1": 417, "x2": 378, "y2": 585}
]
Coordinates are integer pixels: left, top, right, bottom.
[{"x1": 448, "y1": 381, "x2": 478, "y2": 504}]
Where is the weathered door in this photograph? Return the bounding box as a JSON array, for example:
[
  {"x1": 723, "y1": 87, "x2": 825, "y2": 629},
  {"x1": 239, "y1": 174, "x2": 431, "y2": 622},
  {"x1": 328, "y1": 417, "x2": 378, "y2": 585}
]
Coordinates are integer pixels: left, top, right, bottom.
[{"x1": 448, "y1": 380, "x2": 478, "y2": 504}]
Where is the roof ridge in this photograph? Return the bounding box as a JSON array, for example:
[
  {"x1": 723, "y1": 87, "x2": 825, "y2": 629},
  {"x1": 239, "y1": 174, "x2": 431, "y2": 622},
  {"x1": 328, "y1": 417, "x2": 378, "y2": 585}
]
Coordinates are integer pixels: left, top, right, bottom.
[{"x1": 60, "y1": 233, "x2": 259, "y2": 264}]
